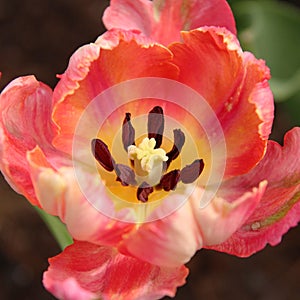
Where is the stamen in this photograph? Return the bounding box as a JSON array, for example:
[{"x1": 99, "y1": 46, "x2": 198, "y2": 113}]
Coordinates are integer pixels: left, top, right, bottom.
[
  {"x1": 159, "y1": 169, "x2": 180, "y2": 191},
  {"x1": 92, "y1": 106, "x2": 205, "y2": 204},
  {"x1": 115, "y1": 164, "x2": 137, "y2": 186},
  {"x1": 137, "y1": 182, "x2": 154, "y2": 202},
  {"x1": 166, "y1": 129, "x2": 185, "y2": 169},
  {"x1": 147, "y1": 106, "x2": 164, "y2": 148},
  {"x1": 180, "y1": 159, "x2": 204, "y2": 184},
  {"x1": 122, "y1": 112, "x2": 135, "y2": 151},
  {"x1": 91, "y1": 139, "x2": 115, "y2": 172}
]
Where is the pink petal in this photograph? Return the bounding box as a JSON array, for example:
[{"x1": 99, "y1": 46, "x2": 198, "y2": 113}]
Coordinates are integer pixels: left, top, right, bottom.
[
  {"x1": 103, "y1": 0, "x2": 236, "y2": 45},
  {"x1": 169, "y1": 28, "x2": 274, "y2": 177},
  {"x1": 117, "y1": 181, "x2": 265, "y2": 267},
  {"x1": 27, "y1": 146, "x2": 134, "y2": 246},
  {"x1": 103, "y1": 0, "x2": 153, "y2": 37},
  {"x1": 43, "y1": 241, "x2": 188, "y2": 300},
  {"x1": 208, "y1": 128, "x2": 300, "y2": 256},
  {"x1": 192, "y1": 183, "x2": 266, "y2": 246},
  {"x1": 0, "y1": 76, "x2": 55, "y2": 205},
  {"x1": 119, "y1": 197, "x2": 203, "y2": 267},
  {"x1": 44, "y1": 277, "x2": 97, "y2": 300}
]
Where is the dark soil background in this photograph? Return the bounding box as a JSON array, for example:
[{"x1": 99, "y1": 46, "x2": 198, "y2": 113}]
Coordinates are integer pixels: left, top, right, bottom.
[{"x1": 0, "y1": 1, "x2": 300, "y2": 299}]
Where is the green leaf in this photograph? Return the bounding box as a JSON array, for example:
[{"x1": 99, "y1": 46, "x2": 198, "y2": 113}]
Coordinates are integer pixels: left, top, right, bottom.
[
  {"x1": 35, "y1": 206, "x2": 73, "y2": 250},
  {"x1": 231, "y1": 0, "x2": 300, "y2": 101}
]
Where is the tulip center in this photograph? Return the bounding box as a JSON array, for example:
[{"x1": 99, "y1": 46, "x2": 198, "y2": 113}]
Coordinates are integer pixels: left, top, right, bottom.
[
  {"x1": 91, "y1": 106, "x2": 204, "y2": 203},
  {"x1": 128, "y1": 137, "x2": 168, "y2": 186}
]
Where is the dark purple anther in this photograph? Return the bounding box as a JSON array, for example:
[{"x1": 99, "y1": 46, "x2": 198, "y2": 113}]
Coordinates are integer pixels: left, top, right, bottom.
[
  {"x1": 159, "y1": 169, "x2": 181, "y2": 191},
  {"x1": 166, "y1": 129, "x2": 185, "y2": 169},
  {"x1": 122, "y1": 112, "x2": 135, "y2": 151},
  {"x1": 180, "y1": 159, "x2": 204, "y2": 184},
  {"x1": 148, "y1": 106, "x2": 164, "y2": 148},
  {"x1": 115, "y1": 164, "x2": 137, "y2": 186},
  {"x1": 137, "y1": 182, "x2": 154, "y2": 202},
  {"x1": 91, "y1": 139, "x2": 115, "y2": 172}
]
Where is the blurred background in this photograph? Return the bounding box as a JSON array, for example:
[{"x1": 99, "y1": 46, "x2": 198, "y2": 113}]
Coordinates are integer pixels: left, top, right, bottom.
[{"x1": 0, "y1": 0, "x2": 299, "y2": 299}]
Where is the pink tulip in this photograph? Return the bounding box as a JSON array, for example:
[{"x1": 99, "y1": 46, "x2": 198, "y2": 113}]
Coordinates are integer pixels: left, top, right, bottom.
[{"x1": 0, "y1": 1, "x2": 299, "y2": 299}]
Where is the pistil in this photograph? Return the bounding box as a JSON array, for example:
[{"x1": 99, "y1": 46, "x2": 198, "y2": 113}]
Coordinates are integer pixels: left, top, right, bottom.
[{"x1": 128, "y1": 137, "x2": 168, "y2": 186}]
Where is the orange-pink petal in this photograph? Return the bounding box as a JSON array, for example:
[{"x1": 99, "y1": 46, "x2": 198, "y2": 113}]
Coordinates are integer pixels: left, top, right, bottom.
[
  {"x1": 103, "y1": 0, "x2": 236, "y2": 45},
  {"x1": 43, "y1": 241, "x2": 188, "y2": 300},
  {"x1": 208, "y1": 128, "x2": 300, "y2": 256},
  {"x1": 52, "y1": 29, "x2": 178, "y2": 154},
  {"x1": 169, "y1": 28, "x2": 274, "y2": 177}
]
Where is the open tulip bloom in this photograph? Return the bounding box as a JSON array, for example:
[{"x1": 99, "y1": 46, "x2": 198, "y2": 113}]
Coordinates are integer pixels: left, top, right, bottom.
[{"x1": 1, "y1": 0, "x2": 300, "y2": 299}]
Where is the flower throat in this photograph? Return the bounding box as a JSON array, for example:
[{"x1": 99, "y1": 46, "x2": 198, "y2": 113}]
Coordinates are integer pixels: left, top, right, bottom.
[{"x1": 91, "y1": 106, "x2": 204, "y2": 203}]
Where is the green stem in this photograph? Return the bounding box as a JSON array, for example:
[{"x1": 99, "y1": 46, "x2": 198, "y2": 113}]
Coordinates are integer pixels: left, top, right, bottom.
[{"x1": 34, "y1": 206, "x2": 73, "y2": 250}]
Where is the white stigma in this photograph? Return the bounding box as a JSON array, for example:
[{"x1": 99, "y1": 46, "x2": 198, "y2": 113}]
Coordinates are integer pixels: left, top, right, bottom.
[{"x1": 128, "y1": 137, "x2": 168, "y2": 186}]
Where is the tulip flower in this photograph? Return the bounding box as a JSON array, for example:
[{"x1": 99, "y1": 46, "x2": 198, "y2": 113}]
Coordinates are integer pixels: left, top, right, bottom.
[{"x1": 0, "y1": 0, "x2": 299, "y2": 299}]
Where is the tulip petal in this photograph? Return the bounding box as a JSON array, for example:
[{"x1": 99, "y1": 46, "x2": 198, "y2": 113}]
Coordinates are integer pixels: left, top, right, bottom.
[
  {"x1": 169, "y1": 28, "x2": 274, "y2": 177},
  {"x1": 119, "y1": 199, "x2": 203, "y2": 267},
  {"x1": 192, "y1": 182, "x2": 266, "y2": 246},
  {"x1": 103, "y1": 0, "x2": 236, "y2": 45},
  {"x1": 208, "y1": 128, "x2": 300, "y2": 256},
  {"x1": 27, "y1": 146, "x2": 134, "y2": 246},
  {"x1": 52, "y1": 29, "x2": 178, "y2": 154},
  {"x1": 115, "y1": 179, "x2": 265, "y2": 267},
  {"x1": 0, "y1": 76, "x2": 55, "y2": 205},
  {"x1": 103, "y1": 0, "x2": 153, "y2": 36},
  {"x1": 44, "y1": 277, "x2": 97, "y2": 300},
  {"x1": 43, "y1": 241, "x2": 188, "y2": 300}
]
